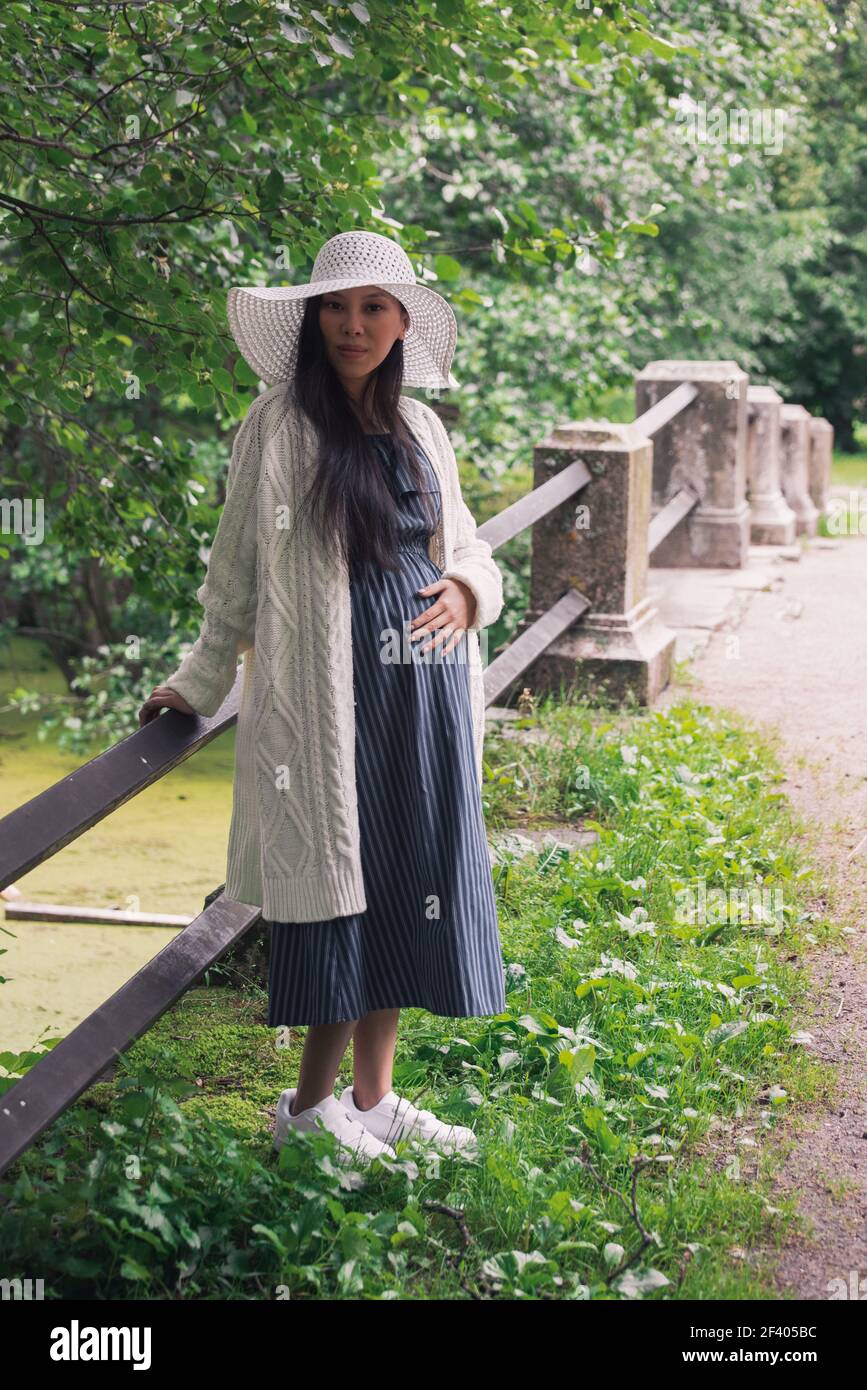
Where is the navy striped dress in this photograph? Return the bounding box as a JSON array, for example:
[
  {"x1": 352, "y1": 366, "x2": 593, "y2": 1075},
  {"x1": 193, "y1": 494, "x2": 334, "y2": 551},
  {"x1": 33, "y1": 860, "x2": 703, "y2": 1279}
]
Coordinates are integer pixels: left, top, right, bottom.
[{"x1": 266, "y1": 432, "x2": 507, "y2": 1026}]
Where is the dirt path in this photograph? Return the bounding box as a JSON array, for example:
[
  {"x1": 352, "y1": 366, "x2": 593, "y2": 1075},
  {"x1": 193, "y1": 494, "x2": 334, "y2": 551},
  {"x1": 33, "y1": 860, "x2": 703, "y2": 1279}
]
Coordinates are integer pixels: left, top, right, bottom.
[{"x1": 657, "y1": 535, "x2": 867, "y2": 1300}]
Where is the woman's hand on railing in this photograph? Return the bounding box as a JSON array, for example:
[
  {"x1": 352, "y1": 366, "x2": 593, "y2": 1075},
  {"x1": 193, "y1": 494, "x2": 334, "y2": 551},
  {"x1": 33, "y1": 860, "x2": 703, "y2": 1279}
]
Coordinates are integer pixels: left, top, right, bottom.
[{"x1": 138, "y1": 684, "x2": 196, "y2": 726}]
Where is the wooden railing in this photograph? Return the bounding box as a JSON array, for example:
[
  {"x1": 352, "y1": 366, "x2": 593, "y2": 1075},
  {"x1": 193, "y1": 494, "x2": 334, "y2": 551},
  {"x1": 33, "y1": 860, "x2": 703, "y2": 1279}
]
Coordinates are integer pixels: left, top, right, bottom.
[
  {"x1": 0, "y1": 360, "x2": 833, "y2": 1176},
  {"x1": 0, "y1": 696, "x2": 261, "y2": 1176}
]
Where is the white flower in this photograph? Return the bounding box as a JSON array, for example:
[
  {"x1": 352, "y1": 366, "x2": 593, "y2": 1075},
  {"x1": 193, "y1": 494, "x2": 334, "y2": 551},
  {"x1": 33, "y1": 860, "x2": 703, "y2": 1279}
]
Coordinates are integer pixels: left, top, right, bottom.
[
  {"x1": 615, "y1": 906, "x2": 657, "y2": 937},
  {"x1": 598, "y1": 953, "x2": 639, "y2": 980},
  {"x1": 616, "y1": 1267, "x2": 671, "y2": 1299},
  {"x1": 555, "y1": 926, "x2": 583, "y2": 949}
]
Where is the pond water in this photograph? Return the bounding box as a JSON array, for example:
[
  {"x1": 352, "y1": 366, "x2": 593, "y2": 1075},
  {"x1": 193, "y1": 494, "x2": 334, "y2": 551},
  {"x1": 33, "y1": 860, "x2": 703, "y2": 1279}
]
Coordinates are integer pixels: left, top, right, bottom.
[{"x1": 0, "y1": 639, "x2": 238, "y2": 1054}]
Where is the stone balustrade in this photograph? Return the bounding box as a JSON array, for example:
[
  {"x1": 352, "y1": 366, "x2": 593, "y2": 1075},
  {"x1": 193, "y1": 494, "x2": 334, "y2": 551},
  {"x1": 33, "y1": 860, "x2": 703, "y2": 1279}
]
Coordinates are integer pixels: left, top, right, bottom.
[{"x1": 509, "y1": 359, "x2": 835, "y2": 706}]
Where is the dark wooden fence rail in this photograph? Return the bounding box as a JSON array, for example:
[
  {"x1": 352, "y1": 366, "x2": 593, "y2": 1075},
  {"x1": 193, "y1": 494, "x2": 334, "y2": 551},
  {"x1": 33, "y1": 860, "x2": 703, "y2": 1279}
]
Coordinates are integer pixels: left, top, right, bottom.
[
  {"x1": 0, "y1": 362, "x2": 831, "y2": 1176},
  {"x1": 0, "y1": 686, "x2": 241, "y2": 891}
]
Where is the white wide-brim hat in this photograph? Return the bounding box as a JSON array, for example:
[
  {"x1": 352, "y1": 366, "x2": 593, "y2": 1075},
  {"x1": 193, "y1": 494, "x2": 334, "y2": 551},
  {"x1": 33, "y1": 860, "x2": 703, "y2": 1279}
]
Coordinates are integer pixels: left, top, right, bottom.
[{"x1": 227, "y1": 230, "x2": 459, "y2": 390}]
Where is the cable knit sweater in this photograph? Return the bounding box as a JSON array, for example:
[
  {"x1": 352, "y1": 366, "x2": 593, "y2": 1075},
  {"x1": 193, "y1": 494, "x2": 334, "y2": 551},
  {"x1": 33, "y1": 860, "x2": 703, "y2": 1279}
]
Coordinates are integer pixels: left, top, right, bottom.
[{"x1": 163, "y1": 385, "x2": 504, "y2": 923}]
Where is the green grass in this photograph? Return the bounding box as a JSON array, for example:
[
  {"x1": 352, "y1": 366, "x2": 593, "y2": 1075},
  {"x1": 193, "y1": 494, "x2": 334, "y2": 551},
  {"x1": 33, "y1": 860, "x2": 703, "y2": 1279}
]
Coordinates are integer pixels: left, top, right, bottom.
[
  {"x1": 831, "y1": 421, "x2": 867, "y2": 489},
  {"x1": 0, "y1": 691, "x2": 836, "y2": 1301},
  {"x1": 830, "y1": 452, "x2": 867, "y2": 489}
]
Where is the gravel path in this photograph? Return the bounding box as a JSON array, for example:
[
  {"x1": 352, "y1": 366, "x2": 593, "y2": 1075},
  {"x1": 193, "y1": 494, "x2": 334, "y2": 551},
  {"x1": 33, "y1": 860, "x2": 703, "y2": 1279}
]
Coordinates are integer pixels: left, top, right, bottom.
[{"x1": 658, "y1": 535, "x2": 867, "y2": 1300}]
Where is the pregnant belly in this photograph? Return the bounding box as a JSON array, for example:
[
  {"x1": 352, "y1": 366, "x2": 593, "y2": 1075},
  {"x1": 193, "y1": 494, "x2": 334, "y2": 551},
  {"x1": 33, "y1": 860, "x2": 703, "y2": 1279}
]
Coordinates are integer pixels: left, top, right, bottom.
[{"x1": 351, "y1": 549, "x2": 467, "y2": 669}]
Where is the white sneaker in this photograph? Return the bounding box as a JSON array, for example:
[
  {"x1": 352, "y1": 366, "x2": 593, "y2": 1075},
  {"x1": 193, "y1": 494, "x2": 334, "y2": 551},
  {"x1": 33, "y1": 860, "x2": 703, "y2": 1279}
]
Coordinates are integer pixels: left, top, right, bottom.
[
  {"x1": 273, "y1": 1087, "x2": 397, "y2": 1166},
  {"x1": 338, "y1": 1085, "x2": 480, "y2": 1158}
]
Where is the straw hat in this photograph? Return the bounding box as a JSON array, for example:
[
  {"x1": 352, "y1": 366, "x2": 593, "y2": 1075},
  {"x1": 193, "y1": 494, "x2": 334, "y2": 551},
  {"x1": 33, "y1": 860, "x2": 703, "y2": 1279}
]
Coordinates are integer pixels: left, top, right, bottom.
[{"x1": 227, "y1": 230, "x2": 459, "y2": 390}]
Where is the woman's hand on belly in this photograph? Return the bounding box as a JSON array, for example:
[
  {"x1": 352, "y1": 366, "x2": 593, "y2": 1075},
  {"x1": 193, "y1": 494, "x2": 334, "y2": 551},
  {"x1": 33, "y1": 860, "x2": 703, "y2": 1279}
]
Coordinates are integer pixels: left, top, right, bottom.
[{"x1": 409, "y1": 578, "x2": 476, "y2": 656}]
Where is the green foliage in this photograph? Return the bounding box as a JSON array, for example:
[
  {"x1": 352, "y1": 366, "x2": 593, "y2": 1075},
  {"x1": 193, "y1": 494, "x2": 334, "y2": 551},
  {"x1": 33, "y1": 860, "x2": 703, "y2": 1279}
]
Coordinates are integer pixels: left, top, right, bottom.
[
  {"x1": 0, "y1": 1023, "x2": 65, "y2": 1096},
  {"x1": 752, "y1": 0, "x2": 867, "y2": 447},
  {"x1": 617, "y1": 0, "x2": 867, "y2": 446},
  {"x1": 2, "y1": 629, "x2": 198, "y2": 756},
  {"x1": 0, "y1": 0, "x2": 694, "y2": 737}
]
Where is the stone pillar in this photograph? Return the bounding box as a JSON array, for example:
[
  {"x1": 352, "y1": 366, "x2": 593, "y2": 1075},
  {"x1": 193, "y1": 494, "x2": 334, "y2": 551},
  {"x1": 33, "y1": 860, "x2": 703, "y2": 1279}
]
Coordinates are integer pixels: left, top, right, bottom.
[
  {"x1": 635, "y1": 360, "x2": 751, "y2": 567},
  {"x1": 808, "y1": 417, "x2": 833, "y2": 515},
  {"x1": 514, "y1": 421, "x2": 676, "y2": 705},
  {"x1": 779, "y1": 405, "x2": 819, "y2": 537},
  {"x1": 746, "y1": 386, "x2": 797, "y2": 544}
]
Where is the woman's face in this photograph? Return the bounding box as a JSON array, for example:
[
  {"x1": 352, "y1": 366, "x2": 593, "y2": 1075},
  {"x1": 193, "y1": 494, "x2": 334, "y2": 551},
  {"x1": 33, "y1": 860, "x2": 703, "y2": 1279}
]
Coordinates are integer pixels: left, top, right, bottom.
[{"x1": 318, "y1": 285, "x2": 408, "y2": 390}]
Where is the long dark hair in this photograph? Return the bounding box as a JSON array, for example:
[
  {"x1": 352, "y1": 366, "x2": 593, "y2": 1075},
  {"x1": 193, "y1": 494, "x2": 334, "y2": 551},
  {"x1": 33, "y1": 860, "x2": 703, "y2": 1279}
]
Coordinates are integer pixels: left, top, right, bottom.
[{"x1": 287, "y1": 294, "x2": 439, "y2": 577}]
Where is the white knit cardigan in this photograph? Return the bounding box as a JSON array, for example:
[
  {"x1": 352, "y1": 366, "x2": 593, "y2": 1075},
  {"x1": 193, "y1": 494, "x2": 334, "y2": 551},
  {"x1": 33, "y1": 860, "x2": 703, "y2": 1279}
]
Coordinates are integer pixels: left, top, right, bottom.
[{"x1": 164, "y1": 385, "x2": 504, "y2": 923}]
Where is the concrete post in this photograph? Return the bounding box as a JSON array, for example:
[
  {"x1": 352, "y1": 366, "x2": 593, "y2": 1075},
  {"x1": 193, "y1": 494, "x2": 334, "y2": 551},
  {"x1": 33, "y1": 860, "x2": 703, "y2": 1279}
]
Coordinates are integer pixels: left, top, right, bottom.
[
  {"x1": 746, "y1": 386, "x2": 797, "y2": 544},
  {"x1": 808, "y1": 417, "x2": 833, "y2": 515},
  {"x1": 779, "y1": 405, "x2": 820, "y2": 537},
  {"x1": 516, "y1": 420, "x2": 676, "y2": 705},
  {"x1": 635, "y1": 360, "x2": 751, "y2": 567}
]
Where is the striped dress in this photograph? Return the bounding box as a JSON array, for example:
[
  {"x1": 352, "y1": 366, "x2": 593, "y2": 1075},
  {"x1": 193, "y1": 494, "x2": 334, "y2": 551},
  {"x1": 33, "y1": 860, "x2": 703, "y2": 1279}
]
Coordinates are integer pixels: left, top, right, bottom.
[{"x1": 266, "y1": 432, "x2": 507, "y2": 1026}]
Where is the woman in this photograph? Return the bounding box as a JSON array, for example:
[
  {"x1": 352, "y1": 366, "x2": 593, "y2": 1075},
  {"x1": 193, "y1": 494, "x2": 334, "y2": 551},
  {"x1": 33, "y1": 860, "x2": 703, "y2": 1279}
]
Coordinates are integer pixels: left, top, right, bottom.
[{"x1": 139, "y1": 231, "x2": 507, "y2": 1167}]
